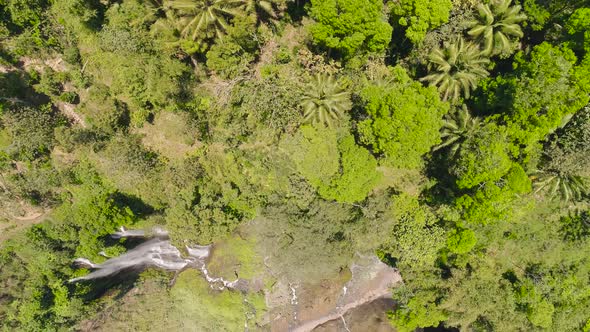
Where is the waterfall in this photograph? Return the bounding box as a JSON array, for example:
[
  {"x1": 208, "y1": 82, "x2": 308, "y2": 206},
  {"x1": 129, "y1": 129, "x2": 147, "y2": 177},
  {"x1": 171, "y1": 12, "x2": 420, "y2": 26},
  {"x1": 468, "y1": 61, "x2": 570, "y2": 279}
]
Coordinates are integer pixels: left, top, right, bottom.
[{"x1": 69, "y1": 227, "x2": 239, "y2": 290}]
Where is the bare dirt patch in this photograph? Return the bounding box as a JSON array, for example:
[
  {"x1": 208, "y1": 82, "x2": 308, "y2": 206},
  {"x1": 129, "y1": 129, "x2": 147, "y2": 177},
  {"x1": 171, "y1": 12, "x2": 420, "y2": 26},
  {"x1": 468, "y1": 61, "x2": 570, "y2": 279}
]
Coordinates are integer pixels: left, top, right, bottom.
[
  {"x1": 20, "y1": 56, "x2": 67, "y2": 73},
  {"x1": 55, "y1": 101, "x2": 87, "y2": 128},
  {"x1": 0, "y1": 202, "x2": 48, "y2": 242}
]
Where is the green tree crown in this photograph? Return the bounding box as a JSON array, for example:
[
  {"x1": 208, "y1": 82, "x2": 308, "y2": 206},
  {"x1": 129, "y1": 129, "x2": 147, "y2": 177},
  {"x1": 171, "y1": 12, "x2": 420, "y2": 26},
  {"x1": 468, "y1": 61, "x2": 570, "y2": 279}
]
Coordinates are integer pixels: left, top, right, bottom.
[{"x1": 308, "y1": 0, "x2": 393, "y2": 58}]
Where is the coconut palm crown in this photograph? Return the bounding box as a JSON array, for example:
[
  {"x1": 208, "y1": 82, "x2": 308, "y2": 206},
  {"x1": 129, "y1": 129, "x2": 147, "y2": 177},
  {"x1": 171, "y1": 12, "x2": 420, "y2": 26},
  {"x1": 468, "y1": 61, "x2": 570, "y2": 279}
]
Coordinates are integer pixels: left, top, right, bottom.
[
  {"x1": 532, "y1": 171, "x2": 589, "y2": 203},
  {"x1": 165, "y1": 0, "x2": 243, "y2": 42},
  {"x1": 421, "y1": 37, "x2": 490, "y2": 102},
  {"x1": 300, "y1": 74, "x2": 352, "y2": 127},
  {"x1": 243, "y1": 0, "x2": 283, "y2": 22},
  {"x1": 434, "y1": 105, "x2": 481, "y2": 156},
  {"x1": 466, "y1": 0, "x2": 527, "y2": 57}
]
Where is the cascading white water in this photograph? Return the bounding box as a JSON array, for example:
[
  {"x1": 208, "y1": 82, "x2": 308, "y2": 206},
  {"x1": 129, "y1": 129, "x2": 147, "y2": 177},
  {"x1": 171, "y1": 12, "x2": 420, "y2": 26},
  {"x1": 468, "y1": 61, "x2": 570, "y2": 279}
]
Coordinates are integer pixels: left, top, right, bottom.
[{"x1": 69, "y1": 227, "x2": 239, "y2": 290}]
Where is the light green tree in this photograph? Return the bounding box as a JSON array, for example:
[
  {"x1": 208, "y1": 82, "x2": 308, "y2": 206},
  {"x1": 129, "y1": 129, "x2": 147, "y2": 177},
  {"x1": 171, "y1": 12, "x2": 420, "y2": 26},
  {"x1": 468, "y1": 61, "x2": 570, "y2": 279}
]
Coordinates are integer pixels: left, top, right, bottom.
[
  {"x1": 318, "y1": 135, "x2": 381, "y2": 203},
  {"x1": 421, "y1": 37, "x2": 490, "y2": 102},
  {"x1": 390, "y1": 292, "x2": 447, "y2": 332},
  {"x1": 466, "y1": 0, "x2": 527, "y2": 57},
  {"x1": 283, "y1": 125, "x2": 340, "y2": 189},
  {"x1": 359, "y1": 66, "x2": 449, "y2": 168},
  {"x1": 283, "y1": 126, "x2": 380, "y2": 203},
  {"x1": 384, "y1": 194, "x2": 446, "y2": 268},
  {"x1": 391, "y1": 0, "x2": 453, "y2": 44},
  {"x1": 565, "y1": 8, "x2": 590, "y2": 55},
  {"x1": 450, "y1": 123, "x2": 512, "y2": 189},
  {"x1": 502, "y1": 43, "x2": 590, "y2": 148},
  {"x1": 308, "y1": 0, "x2": 393, "y2": 58},
  {"x1": 446, "y1": 228, "x2": 476, "y2": 254}
]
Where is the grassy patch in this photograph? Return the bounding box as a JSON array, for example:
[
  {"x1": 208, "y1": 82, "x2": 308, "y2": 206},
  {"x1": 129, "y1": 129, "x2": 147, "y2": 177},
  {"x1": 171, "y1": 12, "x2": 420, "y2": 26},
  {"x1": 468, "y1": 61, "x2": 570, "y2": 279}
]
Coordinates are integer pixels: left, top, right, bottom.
[
  {"x1": 133, "y1": 111, "x2": 201, "y2": 161},
  {"x1": 207, "y1": 232, "x2": 264, "y2": 281},
  {"x1": 0, "y1": 128, "x2": 11, "y2": 150},
  {"x1": 92, "y1": 269, "x2": 266, "y2": 332},
  {"x1": 171, "y1": 270, "x2": 266, "y2": 330}
]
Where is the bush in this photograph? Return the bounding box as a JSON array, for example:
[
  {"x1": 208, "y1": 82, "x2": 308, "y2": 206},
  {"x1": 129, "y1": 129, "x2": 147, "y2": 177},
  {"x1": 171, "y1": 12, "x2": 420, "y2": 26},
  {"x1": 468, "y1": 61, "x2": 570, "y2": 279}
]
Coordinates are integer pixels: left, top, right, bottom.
[{"x1": 58, "y1": 91, "x2": 78, "y2": 103}]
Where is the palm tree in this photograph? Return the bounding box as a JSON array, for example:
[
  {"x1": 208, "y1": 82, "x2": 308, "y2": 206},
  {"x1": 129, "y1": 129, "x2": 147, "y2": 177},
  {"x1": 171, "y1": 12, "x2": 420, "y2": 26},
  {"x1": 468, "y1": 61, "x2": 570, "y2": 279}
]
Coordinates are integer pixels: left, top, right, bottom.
[
  {"x1": 242, "y1": 0, "x2": 283, "y2": 22},
  {"x1": 421, "y1": 37, "x2": 490, "y2": 102},
  {"x1": 532, "y1": 171, "x2": 589, "y2": 202},
  {"x1": 466, "y1": 0, "x2": 527, "y2": 57},
  {"x1": 164, "y1": 0, "x2": 242, "y2": 42},
  {"x1": 433, "y1": 105, "x2": 481, "y2": 156},
  {"x1": 300, "y1": 74, "x2": 352, "y2": 127}
]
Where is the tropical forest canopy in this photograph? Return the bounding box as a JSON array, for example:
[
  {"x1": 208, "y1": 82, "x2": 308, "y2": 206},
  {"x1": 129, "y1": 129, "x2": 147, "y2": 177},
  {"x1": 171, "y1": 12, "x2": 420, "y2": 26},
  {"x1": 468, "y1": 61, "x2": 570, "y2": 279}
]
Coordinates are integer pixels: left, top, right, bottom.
[{"x1": 1, "y1": 0, "x2": 590, "y2": 330}]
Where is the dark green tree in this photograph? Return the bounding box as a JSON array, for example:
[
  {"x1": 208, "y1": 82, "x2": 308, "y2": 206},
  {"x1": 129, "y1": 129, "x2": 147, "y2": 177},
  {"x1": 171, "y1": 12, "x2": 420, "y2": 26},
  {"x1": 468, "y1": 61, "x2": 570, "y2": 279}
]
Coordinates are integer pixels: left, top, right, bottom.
[
  {"x1": 164, "y1": 0, "x2": 242, "y2": 47},
  {"x1": 450, "y1": 123, "x2": 513, "y2": 189},
  {"x1": 433, "y1": 105, "x2": 481, "y2": 157}
]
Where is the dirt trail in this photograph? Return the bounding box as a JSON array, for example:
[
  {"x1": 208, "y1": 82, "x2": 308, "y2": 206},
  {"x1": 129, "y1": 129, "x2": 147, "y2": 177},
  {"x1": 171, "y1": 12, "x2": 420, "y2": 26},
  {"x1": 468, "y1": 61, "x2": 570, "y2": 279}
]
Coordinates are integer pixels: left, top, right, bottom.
[
  {"x1": 56, "y1": 101, "x2": 87, "y2": 128},
  {"x1": 291, "y1": 256, "x2": 401, "y2": 332},
  {"x1": 0, "y1": 204, "x2": 48, "y2": 242}
]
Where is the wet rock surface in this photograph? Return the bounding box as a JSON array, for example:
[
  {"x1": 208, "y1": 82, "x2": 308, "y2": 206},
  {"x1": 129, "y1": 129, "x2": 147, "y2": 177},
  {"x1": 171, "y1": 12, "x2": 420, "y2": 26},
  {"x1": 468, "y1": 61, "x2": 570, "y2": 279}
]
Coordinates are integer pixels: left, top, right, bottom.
[
  {"x1": 265, "y1": 254, "x2": 401, "y2": 332},
  {"x1": 313, "y1": 297, "x2": 396, "y2": 332}
]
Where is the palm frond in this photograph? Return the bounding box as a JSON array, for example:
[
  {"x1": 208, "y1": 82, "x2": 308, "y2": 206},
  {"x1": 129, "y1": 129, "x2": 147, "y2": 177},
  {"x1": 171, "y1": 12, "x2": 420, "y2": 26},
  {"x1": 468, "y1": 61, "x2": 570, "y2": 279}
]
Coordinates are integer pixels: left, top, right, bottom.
[
  {"x1": 468, "y1": 0, "x2": 526, "y2": 56},
  {"x1": 299, "y1": 74, "x2": 352, "y2": 127},
  {"x1": 422, "y1": 38, "x2": 490, "y2": 102}
]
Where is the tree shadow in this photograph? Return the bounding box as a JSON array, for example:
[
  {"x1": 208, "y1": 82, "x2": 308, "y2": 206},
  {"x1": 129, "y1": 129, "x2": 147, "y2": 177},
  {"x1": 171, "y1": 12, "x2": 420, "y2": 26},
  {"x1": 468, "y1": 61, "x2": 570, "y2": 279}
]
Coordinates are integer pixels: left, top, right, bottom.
[{"x1": 111, "y1": 192, "x2": 157, "y2": 218}]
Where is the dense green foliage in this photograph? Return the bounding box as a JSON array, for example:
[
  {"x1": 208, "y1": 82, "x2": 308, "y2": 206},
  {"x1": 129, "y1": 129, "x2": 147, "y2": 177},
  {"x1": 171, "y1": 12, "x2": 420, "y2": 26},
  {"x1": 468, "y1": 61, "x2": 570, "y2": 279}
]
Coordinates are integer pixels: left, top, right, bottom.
[
  {"x1": 390, "y1": 0, "x2": 453, "y2": 44},
  {"x1": 359, "y1": 65, "x2": 448, "y2": 168},
  {"x1": 1, "y1": 0, "x2": 590, "y2": 331},
  {"x1": 308, "y1": 0, "x2": 392, "y2": 58}
]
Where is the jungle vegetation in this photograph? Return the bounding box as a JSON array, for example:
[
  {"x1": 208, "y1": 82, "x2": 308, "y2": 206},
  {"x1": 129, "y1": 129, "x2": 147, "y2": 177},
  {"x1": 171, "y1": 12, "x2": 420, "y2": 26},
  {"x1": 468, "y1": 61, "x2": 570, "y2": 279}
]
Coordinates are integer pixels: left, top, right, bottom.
[{"x1": 1, "y1": 0, "x2": 590, "y2": 331}]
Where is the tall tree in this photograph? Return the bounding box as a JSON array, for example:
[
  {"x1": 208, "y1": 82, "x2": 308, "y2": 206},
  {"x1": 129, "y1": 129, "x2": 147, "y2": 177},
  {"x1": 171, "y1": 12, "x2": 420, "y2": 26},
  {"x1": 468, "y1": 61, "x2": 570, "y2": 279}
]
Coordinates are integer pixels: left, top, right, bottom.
[
  {"x1": 164, "y1": 0, "x2": 242, "y2": 44},
  {"x1": 433, "y1": 105, "x2": 481, "y2": 157},
  {"x1": 242, "y1": 0, "x2": 284, "y2": 23}
]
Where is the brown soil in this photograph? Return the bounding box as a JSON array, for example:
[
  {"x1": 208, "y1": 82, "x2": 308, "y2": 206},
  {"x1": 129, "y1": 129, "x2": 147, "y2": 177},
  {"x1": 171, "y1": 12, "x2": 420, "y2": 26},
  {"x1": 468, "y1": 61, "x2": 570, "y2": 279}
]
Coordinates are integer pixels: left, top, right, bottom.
[{"x1": 55, "y1": 101, "x2": 87, "y2": 128}]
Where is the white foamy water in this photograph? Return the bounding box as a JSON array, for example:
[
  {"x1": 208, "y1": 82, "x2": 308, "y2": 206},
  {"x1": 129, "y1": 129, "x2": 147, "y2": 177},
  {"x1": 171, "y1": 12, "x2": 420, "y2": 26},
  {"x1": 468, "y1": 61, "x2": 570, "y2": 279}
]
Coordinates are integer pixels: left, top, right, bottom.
[{"x1": 69, "y1": 227, "x2": 239, "y2": 290}]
